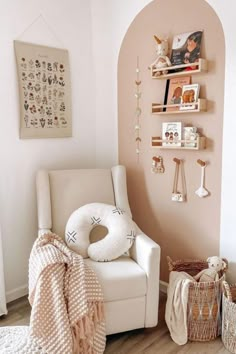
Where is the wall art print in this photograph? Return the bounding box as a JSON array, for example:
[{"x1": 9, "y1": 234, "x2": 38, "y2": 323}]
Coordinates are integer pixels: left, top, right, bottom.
[{"x1": 14, "y1": 40, "x2": 72, "y2": 139}]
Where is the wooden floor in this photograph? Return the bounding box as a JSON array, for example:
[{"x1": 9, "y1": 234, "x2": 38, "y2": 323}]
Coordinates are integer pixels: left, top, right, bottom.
[{"x1": 0, "y1": 292, "x2": 229, "y2": 353}]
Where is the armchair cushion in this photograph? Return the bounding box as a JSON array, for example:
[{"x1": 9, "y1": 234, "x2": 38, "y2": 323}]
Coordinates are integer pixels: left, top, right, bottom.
[
  {"x1": 65, "y1": 203, "x2": 136, "y2": 261},
  {"x1": 84, "y1": 256, "x2": 147, "y2": 301}
]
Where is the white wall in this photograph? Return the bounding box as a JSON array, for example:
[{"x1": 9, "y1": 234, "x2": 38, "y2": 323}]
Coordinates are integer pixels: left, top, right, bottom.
[
  {"x1": 91, "y1": 0, "x2": 236, "y2": 282},
  {"x1": 90, "y1": 0, "x2": 151, "y2": 167},
  {"x1": 0, "y1": 0, "x2": 96, "y2": 301},
  {"x1": 207, "y1": 0, "x2": 236, "y2": 282}
]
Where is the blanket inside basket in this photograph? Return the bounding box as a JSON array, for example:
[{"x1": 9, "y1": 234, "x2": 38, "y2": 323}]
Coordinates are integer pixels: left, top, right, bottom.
[
  {"x1": 165, "y1": 271, "x2": 195, "y2": 345},
  {"x1": 0, "y1": 233, "x2": 106, "y2": 354}
]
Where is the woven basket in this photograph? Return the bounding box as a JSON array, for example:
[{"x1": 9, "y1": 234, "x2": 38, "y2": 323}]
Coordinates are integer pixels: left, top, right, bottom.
[
  {"x1": 222, "y1": 281, "x2": 236, "y2": 353},
  {"x1": 167, "y1": 256, "x2": 227, "y2": 342}
]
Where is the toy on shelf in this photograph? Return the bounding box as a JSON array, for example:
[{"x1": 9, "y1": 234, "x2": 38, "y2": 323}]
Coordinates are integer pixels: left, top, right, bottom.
[
  {"x1": 148, "y1": 36, "x2": 171, "y2": 76},
  {"x1": 194, "y1": 256, "x2": 227, "y2": 282}
]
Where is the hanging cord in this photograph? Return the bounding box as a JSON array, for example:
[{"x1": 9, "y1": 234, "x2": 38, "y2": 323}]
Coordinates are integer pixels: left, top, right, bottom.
[
  {"x1": 172, "y1": 159, "x2": 186, "y2": 201},
  {"x1": 172, "y1": 162, "x2": 179, "y2": 194},
  {"x1": 135, "y1": 55, "x2": 142, "y2": 163},
  {"x1": 180, "y1": 160, "x2": 187, "y2": 199},
  {"x1": 16, "y1": 14, "x2": 65, "y2": 48}
]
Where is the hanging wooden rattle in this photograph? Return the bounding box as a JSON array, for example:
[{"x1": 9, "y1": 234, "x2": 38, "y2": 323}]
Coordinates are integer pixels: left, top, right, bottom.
[
  {"x1": 151, "y1": 156, "x2": 164, "y2": 173},
  {"x1": 195, "y1": 159, "x2": 209, "y2": 198}
]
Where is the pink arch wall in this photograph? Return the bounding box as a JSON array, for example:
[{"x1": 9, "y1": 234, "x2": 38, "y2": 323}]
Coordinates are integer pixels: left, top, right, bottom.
[{"x1": 118, "y1": 0, "x2": 225, "y2": 281}]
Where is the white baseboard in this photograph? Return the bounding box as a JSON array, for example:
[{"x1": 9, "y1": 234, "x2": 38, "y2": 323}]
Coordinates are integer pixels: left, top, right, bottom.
[
  {"x1": 160, "y1": 280, "x2": 168, "y2": 294},
  {"x1": 6, "y1": 284, "x2": 28, "y2": 303}
]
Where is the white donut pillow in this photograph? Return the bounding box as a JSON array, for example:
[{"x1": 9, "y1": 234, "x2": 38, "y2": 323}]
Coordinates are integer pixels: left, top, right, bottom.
[{"x1": 65, "y1": 203, "x2": 136, "y2": 262}]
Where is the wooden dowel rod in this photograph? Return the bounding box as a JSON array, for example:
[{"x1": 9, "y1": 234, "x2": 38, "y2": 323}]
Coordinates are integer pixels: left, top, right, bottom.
[
  {"x1": 197, "y1": 159, "x2": 206, "y2": 166},
  {"x1": 173, "y1": 158, "x2": 180, "y2": 164}
]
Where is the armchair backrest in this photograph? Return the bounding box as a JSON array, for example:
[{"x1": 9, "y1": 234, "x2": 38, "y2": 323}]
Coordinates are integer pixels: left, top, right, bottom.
[{"x1": 36, "y1": 165, "x2": 132, "y2": 239}]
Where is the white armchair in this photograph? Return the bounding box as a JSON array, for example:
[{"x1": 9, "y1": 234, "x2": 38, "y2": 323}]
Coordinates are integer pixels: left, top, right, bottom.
[{"x1": 36, "y1": 165, "x2": 160, "y2": 335}]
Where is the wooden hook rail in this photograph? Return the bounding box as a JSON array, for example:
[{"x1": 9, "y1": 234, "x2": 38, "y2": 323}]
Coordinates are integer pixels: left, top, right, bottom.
[
  {"x1": 197, "y1": 159, "x2": 206, "y2": 167},
  {"x1": 173, "y1": 158, "x2": 181, "y2": 164}
]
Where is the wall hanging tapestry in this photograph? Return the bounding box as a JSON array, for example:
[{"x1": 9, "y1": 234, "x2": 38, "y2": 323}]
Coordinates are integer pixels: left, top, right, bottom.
[{"x1": 14, "y1": 40, "x2": 72, "y2": 139}]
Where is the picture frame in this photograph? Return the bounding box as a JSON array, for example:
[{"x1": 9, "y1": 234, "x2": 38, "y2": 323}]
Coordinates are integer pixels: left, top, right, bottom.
[
  {"x1": 170, "y1": 30, "x2": 203, "y2": 70},
  {"x1": 162, "y1": 122, "x2": 182, "y2": 146},
  {"x1": 164, "y1": 76, "x2": 191, "y2": 112},
  {"x1": 180, "y1": 83, "x2": 200, "y2": 110}
]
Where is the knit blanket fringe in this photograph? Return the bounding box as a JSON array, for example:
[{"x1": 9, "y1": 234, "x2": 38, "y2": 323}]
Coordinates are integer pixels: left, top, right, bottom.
[{"x1": 72, "y1": 301, "x2": 105, "y2": 353}]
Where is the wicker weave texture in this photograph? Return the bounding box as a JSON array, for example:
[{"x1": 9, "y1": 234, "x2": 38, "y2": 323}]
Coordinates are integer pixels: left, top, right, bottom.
[
  {"x1": 167, "y1": 256, "x2": 227, "y2": 342},
  {"x1": 222, "y1": 282, "x2": 236, "y2": 353}
]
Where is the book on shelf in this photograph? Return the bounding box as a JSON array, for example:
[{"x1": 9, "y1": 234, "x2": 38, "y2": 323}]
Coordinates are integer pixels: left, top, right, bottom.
[
  {"x1": 162, "y1": 122, "x2": 182, "y2": 147},
  {"x1": 183, "y1": 126, "x2": 198, "y2": 147},
  {"x1": 180, "y1": 83, "x2": 200, "y2": 110},
  {"x1": 164, "y1": 76, "x2": 191, "y2": 112},
  {"x1": 170, "y1": 30, "x2": 203, "y2": 70}
]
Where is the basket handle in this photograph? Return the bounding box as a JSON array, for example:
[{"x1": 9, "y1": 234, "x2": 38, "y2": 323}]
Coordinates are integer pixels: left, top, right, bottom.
[
  {"x1": 222, "y1": 258, "x2": 228, "y2": 273},
  {"x1": 166, "y1": 256, "x2": 174, "y2": 271},
  {"x1": 222, "y1": 280, "x2": 233, "y2": 302}
]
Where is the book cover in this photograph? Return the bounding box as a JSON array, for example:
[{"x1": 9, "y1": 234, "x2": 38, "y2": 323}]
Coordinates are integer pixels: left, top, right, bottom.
[
  {"x1": 180, "y1": 83, "x2": 200, "y2": 110},
  {"x1": 162, "y1": 122, "x2": 182, "y2": 147},
  {"x1": 170, "y1": 30, "x2": 203, "y2": 69},
  {"x1": 165, "y1": 76, "x2": 191, "y2": 112},
  {"x1": 183, "y1": 127, "x2": 198, "y2": 147}
]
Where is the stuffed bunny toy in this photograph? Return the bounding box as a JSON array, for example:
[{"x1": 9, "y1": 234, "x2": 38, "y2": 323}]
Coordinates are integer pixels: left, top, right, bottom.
[
  {"x1": 149, "y1": 35, "x2": 171, "y2": 76},
  {"x1": 194, "y1": 256, "x2": 226, "y2": 282}
]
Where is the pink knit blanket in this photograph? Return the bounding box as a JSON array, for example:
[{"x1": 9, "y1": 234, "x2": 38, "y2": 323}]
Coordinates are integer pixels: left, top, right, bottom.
[{"x1": 28, "y1": 233, "x2": 106, "y2": 354}]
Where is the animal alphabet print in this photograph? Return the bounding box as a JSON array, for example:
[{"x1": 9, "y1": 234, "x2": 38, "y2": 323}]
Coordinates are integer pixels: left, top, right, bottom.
[{"x1": 14, "y1": 40, "x2": 72, "y2": 138}]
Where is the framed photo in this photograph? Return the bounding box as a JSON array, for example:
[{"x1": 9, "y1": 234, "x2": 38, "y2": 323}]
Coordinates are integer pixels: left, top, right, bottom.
[
  {"x1": 164, "y1": 76, "x2": 191, "y2": 112},
  {"x1": 14, "y1": 40, "x2": 72, "y2": 139},
  {"x1": 170, "y1": 30, "x2": 203, "y2": 69},
  {"x1": 180, "y1": 83, "x2": 200, "y2": 110},
  {"x1": 162, "y1": 122, "x2": 182, "y2": 146}
]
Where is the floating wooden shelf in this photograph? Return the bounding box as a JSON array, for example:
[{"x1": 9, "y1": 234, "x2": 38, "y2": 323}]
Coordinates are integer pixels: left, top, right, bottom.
[
  {"x1": 151, "y1": 58, "x2": 208, "y2": 79},
  {"x1": 152, "y1": 99, "x2": 207, "y2": 115},
  {"x1": 151, "y1": 136, "x2": 206, "y2": 150}
]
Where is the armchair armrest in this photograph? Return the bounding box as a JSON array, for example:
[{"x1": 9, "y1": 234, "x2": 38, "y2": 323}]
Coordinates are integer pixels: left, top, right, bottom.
[
  {"x1": 130, "y1": 226, "x2": 160, "y2": 327},
  {"x1": 38, "y1": 229, "x2": 52, "y2": 237}
]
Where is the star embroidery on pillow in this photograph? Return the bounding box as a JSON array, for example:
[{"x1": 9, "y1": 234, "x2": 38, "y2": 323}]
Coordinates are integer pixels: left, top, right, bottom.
[
  {"x1": 91, "y1": 216, "x2": 101, "y2": 225},
  {"x1": 112, "y1": 207, "x2": 124, "y2": 215}
]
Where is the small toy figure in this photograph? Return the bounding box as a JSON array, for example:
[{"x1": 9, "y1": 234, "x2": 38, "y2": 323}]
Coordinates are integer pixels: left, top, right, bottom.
[{"x1": 149, "y1": 36, "x2": 171, "y2": 76}]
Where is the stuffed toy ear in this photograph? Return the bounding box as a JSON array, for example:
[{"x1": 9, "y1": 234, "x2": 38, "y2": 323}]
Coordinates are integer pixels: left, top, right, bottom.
[
  {"x1": 207, "y1": 257, "x2": 211, "y2": 263},
  {"x1": 154, "y1": 35, "x2": 162, "y2": 44}
]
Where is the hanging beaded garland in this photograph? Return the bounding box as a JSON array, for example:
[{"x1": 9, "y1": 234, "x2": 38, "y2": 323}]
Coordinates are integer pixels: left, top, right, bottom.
[{"x1": 135, "y1": 56, "x2": 142, "y2": 160}]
